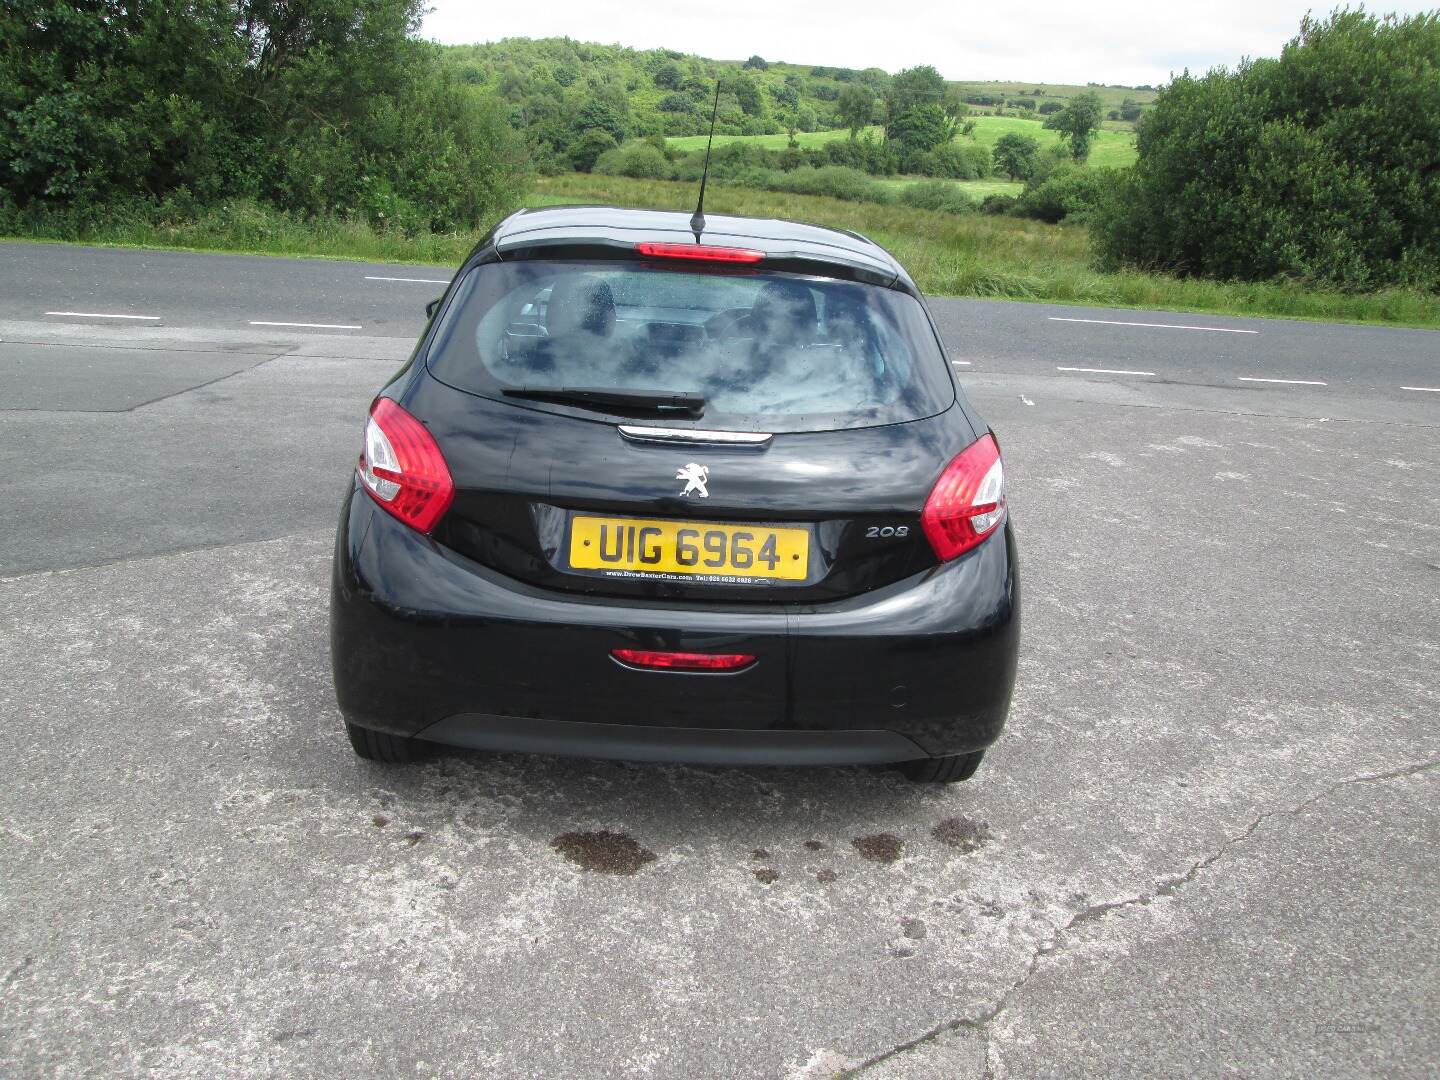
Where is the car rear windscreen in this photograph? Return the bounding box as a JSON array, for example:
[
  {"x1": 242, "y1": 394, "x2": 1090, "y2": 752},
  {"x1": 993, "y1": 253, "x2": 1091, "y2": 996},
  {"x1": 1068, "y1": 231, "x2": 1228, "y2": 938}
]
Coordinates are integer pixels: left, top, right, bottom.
[{"x1": 423, "y1": 259, "x2": 955, "y2": 433}]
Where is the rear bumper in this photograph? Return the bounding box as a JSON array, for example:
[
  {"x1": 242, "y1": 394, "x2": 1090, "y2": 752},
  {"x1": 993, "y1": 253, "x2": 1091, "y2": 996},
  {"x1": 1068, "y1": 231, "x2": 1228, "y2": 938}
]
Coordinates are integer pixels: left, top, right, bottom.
[
  {"x1": 418, "y1": 714, "x2": 928, "y2": 765},
  {"x1": 331, "y1": 487, "x2": 1019, "y2": 764}
]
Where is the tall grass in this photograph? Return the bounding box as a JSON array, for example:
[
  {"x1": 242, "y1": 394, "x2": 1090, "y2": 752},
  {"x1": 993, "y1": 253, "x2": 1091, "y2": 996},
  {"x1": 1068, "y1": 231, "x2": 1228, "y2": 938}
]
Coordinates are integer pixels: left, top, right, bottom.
[{"x1": 872, "y1": 177, "x2": 1023, "y2": 200}]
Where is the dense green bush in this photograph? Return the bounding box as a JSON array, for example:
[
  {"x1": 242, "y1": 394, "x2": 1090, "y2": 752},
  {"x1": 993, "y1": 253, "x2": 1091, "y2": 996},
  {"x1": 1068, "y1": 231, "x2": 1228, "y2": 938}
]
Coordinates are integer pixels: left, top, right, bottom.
[
  {"x1": 899, "y1": 181, "x2": 976, "y2": 214},
  {"x1": 819, "y1": 137, "x2": 899, "y2": 176},
  {"x1": 674, "y1": 162, "x2": 892, "y2": 204},
  {"x1": 979, "y1": 193, "x2": 1019, "y2": 215},
  {"x1": 1015, "y1": 165, "x2": 1116, "y2": 223},
  {"x1": 766, "y1": 165, "x2": 893, "y2": 203},
  {"x1": 657, "y1": 92, "x2": 698, "y2": 114},
  {"x1": 913, "y1": 142, "x2": 992, "y2": 180},
  {"x1": 992, "y1": 133, "x2": 1042, "y2": 180},
  {"x1": 531, "y1": 145, "x2": 570, "y2": 176},
  {"x1": 887, "y1": 104, "x2": 955, "y2": 171},
  {"x1": 568, "y1": 129, "x2": 618, "y2": 172},
  {"x1": 1092, "y1": 10, "x2": 1440, "y2": 289},
  {"x1": 594, "y1": 142, "x2": 673, "y2": 180},
  {"x1": 673, "y1": 139, "x2": 903, "y2": 184},
  {"x1": 0, "y1": 1, "x2": 530, "y2": 231},
  {"x1": 642, "y1": 133, "x2": 684, "y2": 161},
  {"x1": 674, "y1": 142, "x2": 772, "y2": 181},
  {"x1": 574, "y1": 99, "x2": 628, "y2": 142}
]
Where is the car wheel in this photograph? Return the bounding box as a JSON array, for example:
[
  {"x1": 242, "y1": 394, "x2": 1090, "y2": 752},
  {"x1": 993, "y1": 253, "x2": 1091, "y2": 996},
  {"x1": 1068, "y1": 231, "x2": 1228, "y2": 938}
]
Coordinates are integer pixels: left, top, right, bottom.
[
  {"x1": 901, "y1": 750, "x2": 984, "y2": 783},
  {"x1": 345, "y1": 722, "x2": 431, "y2": 763}
]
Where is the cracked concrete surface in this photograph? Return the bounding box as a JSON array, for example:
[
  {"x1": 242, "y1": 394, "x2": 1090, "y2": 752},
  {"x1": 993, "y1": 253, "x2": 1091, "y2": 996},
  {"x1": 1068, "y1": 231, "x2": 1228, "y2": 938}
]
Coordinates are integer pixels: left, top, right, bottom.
[
  {"x1": 851, "y1": 763, "x2": 1440, "y2": 1079},
  {"x1": 2, "y1": 304, "x2": 1437, "y2": 1077}
]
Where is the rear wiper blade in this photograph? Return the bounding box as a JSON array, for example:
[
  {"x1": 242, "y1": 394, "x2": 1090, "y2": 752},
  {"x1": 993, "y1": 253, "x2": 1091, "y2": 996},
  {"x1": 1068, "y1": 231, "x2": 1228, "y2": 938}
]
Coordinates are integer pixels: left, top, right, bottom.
[{"x1": 501, "y1": 386, "x2": 705, "y2": 417}]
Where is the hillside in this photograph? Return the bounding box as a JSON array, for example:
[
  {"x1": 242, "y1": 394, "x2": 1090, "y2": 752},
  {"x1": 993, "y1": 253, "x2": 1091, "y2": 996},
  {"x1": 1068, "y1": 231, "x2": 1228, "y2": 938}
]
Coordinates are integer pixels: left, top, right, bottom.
[{"x1": 437, "y1": 38, "x2": 1155, "y2": 141}]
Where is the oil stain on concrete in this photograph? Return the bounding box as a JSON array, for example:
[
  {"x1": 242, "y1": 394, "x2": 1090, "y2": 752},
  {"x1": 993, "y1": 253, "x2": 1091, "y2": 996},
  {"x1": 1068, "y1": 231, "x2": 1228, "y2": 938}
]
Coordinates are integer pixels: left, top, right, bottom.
[
  {"x1": 550, "y1": 830, "x2": 658, "y2": 875},
  {"x1": 852, "y1": 833, "x2": 904, "y2": 864},
  {"x1": 932, "y1": 816, "x2": 992, "y2": 853}
]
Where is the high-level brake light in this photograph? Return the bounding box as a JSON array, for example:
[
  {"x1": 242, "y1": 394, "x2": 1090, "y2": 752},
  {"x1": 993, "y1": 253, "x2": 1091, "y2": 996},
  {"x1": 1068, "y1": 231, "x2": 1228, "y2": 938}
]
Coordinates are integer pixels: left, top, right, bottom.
[
  {"x1": 920, "y1": 433, "x2": 1007, "y2": 561},
  {"x1": 357, "y1": 398, "x2": 454, "y2": 534},
  {"x1": 635, "y1": 242, "x2": 765, "y2": 264},
  {"x1": 611, "y1": 649, "x2": 757, "y2": 672}
]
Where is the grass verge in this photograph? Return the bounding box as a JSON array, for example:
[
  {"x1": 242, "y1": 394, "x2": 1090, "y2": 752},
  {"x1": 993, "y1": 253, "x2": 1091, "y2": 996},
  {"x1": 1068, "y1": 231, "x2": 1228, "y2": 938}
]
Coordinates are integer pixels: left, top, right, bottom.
[{"x1": 0, "y1": 199, "x2": 481, "y2": 265}]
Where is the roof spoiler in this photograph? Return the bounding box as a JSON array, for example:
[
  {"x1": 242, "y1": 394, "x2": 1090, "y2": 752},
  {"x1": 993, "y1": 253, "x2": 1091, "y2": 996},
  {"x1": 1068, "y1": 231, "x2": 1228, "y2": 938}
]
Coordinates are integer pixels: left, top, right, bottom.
[{"x1": 487, "y1": 235, "x2": 900, "y2": 288}]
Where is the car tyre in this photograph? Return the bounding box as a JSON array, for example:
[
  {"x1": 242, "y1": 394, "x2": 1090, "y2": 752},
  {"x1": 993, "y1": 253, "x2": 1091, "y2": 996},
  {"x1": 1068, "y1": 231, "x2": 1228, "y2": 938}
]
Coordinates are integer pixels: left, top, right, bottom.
[
  {"x1": 901, "y1": 750, "x2": 984, "y2": 783},
  {"x1": 345, "y1": 722, "x2": 431, "y2": 763}
]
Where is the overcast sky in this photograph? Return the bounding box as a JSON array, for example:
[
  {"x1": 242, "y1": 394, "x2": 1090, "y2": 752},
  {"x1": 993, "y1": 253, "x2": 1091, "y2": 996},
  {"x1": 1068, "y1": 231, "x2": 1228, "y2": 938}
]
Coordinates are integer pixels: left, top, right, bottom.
[{"x1": 421, "y1": 2, "x2": 1435, "y2": 86}]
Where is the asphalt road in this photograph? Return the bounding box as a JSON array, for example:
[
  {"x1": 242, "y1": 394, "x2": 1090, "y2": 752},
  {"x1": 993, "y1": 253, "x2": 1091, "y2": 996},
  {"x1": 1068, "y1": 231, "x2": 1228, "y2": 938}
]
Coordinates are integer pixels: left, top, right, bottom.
[
  {"x1": 4, "y1": 241, "x2": 1439, "y2": 399},
  {"x1": 1, "y1": 243, "x2": 1437, "y2": 1078}
]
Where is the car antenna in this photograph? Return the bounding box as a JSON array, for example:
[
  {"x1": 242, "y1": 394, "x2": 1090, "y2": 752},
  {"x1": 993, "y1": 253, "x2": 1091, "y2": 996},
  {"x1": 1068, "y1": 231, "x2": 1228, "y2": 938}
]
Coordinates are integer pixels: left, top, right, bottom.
[{"x1": 690, "y1": 81, "x2": 722, "y2": 243}]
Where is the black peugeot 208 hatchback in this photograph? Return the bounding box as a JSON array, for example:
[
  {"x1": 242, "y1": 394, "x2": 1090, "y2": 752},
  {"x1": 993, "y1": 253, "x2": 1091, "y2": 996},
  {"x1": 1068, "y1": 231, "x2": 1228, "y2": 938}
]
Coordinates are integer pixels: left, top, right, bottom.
[{"x1": 330, "y1": 206, "x2": 1019, "y2": 782}]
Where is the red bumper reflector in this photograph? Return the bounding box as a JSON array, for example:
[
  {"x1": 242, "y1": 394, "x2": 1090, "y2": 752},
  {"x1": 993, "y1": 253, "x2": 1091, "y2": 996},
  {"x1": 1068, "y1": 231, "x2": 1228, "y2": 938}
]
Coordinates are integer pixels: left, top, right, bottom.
[
  {"x1": 635, "y1": 242, "x2": 765, "y2": 264},
  {"x1": 611, "y1": 649, "x2": 757, "y2": 672}
]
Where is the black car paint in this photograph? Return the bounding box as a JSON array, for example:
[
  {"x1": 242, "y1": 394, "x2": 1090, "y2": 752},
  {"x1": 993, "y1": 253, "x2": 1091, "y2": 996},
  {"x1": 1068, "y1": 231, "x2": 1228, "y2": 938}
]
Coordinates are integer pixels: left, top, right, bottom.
[
  {"x1": 331, "y1": 206, "x2": 1019, "y2": 767},
  {"x1": 331, "y1": 486, "x2": 1018, "y2": 758},
  {"x1": 406, "y1": 375, "x2": 975, "y2": 604}
]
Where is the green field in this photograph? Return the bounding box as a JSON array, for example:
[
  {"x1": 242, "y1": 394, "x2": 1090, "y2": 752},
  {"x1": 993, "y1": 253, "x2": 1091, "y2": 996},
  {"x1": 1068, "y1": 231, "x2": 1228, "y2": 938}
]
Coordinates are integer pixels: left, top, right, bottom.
[
  {"x1": 961, "y1": 116, "x2": 1137, "y2": 168},
  {"x1": 667, "y1": 115, "x2": 1138, "y2": 169}
]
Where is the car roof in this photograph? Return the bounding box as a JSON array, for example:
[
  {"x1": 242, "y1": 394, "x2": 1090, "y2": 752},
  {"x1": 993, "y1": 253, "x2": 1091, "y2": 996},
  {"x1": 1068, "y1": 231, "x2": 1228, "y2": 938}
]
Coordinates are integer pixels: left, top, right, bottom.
[{"x1": 483, "y1": 205, "x2": 910, "y2": 289}]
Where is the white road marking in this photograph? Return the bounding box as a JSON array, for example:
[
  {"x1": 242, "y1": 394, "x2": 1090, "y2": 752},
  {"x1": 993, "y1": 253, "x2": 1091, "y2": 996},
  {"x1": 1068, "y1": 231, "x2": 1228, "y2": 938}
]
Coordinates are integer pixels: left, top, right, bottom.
[
  {"x1": 950, "y1": 360, "x2": 972, "y2": 366},
  {"x1": 1237, "y1": 377, "x2": 1327, "y2": 386},
  {"x1": 1056, "y1": 366, "x2": 1156, "y2": 376},
  {"x1": 45, "y1": 311, "x2": 160, "y2": 321},
  {"x1": 1049, "y1": 316, "x2": 1259, "y2": 334},
  {"x1": 1400, "y1": 385, "x2": 1440, "y2": 393},
  {"x1": 249, "y1": 321, "x2": 362, "y2": 330},
  {"x1": 365, "y1": 275, "x2": 449, "y2": 284}
]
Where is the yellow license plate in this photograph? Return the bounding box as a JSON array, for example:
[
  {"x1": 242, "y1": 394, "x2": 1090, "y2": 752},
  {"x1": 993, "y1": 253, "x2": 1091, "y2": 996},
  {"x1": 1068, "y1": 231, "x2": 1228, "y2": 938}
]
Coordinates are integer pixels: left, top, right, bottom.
[{"x1": 569, "y1": 516, "x2": 810, "y2": 582}]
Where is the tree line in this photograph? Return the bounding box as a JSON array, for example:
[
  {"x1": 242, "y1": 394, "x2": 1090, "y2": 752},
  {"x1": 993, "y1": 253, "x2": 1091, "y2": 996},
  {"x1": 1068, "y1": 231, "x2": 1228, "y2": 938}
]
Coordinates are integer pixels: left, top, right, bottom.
[{"x1": 443, "y1": 37, "x2": 890, "y2": 147}]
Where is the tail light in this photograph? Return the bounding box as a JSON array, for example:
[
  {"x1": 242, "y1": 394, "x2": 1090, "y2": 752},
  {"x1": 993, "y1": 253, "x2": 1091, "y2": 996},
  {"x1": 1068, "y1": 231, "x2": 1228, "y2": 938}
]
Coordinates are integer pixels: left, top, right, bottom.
[
  {"x1": 635, "y1": 242, "x2": 765, "y2": 264},
  {"x1": 357, "y1": 398, "x2": 454, "y2": 534},
  {"x1": 611, "y1": 649, "x2": 757, "y2": 672},
  {"x1": 921, "y1": 433, "x2": 1007, "y2": 561}
]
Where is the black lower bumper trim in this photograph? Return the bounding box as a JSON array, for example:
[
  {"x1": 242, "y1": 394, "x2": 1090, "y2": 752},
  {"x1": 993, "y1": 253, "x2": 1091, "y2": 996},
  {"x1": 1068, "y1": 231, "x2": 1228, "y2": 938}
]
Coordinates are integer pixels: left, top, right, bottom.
[{"x1": 414, "y1": 714, "x2": 930, "y2": 766}]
